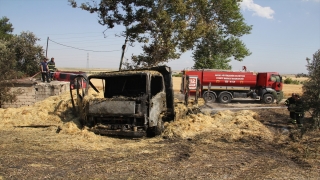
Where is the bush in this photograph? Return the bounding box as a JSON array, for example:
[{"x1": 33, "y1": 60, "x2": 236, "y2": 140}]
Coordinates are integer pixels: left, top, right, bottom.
[
  {"x1": 172, "y1": 73, "x2": 182, "y2": 77},
  {"x1": 284, "y1": 77, "x2": 300, "y2": 85},
  {"x1": 292, "y1": 80, "x2": 300, "y2": 85}
]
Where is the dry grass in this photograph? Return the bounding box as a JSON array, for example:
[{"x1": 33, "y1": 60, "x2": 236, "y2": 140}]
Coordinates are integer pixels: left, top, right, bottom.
[
  {"x1": 283, "y1": 84, "x2": 303, "y2": 97},
  {"x1": 1, "y1": 69, "x2": 319, "y2": 179}
]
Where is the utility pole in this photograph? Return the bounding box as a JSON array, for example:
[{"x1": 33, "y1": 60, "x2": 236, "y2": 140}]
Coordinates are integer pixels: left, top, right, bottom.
[
  {"x1": 119, "y1": 35, "x2": 128, "y2": 71},
  {"x1": 46, "y1": 37, "x2": 49, "y2": 57}
]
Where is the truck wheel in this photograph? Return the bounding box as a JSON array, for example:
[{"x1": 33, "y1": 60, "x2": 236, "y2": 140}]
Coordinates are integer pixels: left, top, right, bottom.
[
  {"x1": 147, "y1": 117, "x2": 164, "y2": 137},
  {"x1": 204, "y1": 92, "x2": 216, "y2": 103},
  {"x1": 219, "y1": 93, "x2": 232, "y2": 104},
  {"x1": 263, "y1": 94, "x2": 274, "y2": 104},
  {"x1": 81, "y1": 116, "x2": 94, "y2": 128}
]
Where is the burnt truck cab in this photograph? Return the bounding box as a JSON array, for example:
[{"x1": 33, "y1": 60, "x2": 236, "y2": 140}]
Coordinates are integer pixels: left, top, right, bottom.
[{"x1": 74, "y1": 66, "x2": 174, "y2": 137}]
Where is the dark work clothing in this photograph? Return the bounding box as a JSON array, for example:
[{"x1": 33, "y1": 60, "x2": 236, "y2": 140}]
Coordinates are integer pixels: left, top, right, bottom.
[
  {"x1": 48, "y1": 61, "x2": 56, "y2": 71},
  {"x1": 294, "y1": 99, "x2": 304, "y2": 113},
  {"x1": 285, "y1": 97, "x2": 296, "y2": 124},
  {"x1": 290, "y1": 112, "x2": 295, "y2": 119},
  {"x1": 42, "y1": 72, "x2": 49, "y2": 82},
  {"x1": 294, "y1": 113, "x2": 303, "y2": 126},
  {"x1": 40, "y1": 61, "x2": 50, "y2": 82},
  {"x1": 41, "y1": 62, "x2": 48, "y2": 71},
  {"x1": 294, "y1": 99, "x2": 304, "y2": 126},
  {"x1": 48, "y1": 61, "x2": 56, "y2": 81},
  {"x1": 284, "y1": 97, "x2": 296, "y2": 112}
]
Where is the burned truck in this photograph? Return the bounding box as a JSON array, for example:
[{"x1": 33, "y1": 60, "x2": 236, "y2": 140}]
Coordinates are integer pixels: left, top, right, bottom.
[{"x1": 71, "y1": 66, "x2": 177, "y2": 137}]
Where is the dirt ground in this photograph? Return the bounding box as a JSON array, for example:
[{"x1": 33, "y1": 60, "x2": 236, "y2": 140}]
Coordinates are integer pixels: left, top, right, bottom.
[{"x1": 1, "y1": 77, "x2": 320, "y2": 179}]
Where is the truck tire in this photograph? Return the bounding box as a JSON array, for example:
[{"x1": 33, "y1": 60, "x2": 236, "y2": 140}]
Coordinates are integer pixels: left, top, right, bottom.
[
  {"x1": 219, "y1": 93, "x2": 232, "y2": 104},
  {"x1": 204, "y1": 92, "x2": 216, "y2": 103},
  {"x1": 147, "y1": 117, "x2": 164, "y2": 137},
  {"x1": 263, "y1": 94, "x2": 274, "y2": 104}
]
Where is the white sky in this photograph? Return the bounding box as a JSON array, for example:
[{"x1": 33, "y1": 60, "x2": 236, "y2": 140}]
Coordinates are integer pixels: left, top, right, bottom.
[{"x1": 1, "y1": 0, "x2": 319, "y2": 74}]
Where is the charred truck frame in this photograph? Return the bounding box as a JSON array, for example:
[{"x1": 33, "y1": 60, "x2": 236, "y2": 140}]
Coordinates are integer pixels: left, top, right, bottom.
[{"x1": 71, "y1": 66, "x2": 175, "y2": 137}]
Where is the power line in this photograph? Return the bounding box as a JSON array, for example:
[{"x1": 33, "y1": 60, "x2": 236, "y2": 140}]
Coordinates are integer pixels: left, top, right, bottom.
[
  {"x1": 49, "y1": 38, "x2": 121, "y2": 52},
  {"x1": 49, "y1": 43, "x2": 124, "y2": 50},
  {"x1": 55, "y1": 38, "x2": 124, "y2": 44},
  {"x1": 39, "y1": 31, "x2": 121, "y2": 36},
  {"x1": 50, "y1": 35, "x2": 103, "y2": 40}
]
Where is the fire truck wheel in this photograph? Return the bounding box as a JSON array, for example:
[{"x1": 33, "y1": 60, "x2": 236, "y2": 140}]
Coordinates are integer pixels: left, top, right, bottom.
[
  {"x1": 204, "y1": 92, "x2": 216, "y2": 103},
  {"x1": 218, "y1": 93, "x2": 232, "y2": 104},
  {"x1": 263, "y1": 94, "x2": 274, "y2": 104}
]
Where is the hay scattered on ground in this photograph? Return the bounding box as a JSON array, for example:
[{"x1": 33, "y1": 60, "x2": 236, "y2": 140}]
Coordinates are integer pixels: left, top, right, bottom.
[
  {"x1": 0, "y1": 89, "x2": 104, "y2": 136},
  {"x1": 163, "y1": 110, "x2": 273, "y2": 142},
  {"x1": 1, "y1": 88, "x2": 274, "y2": 150},
  {"x1": 0, "y1": 89, "x2": 164, "y2": 151}
]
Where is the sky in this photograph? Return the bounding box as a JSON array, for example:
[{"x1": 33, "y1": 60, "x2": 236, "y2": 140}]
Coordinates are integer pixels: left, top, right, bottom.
[{"x1": 0, "y1": 0, "x2": 319, "y2": 74}]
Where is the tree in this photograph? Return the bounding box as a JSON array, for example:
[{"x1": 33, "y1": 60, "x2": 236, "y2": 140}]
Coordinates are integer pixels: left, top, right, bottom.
[
  {"x1": 302, "y1": 49, "x2": 320, "y2": 128},
  {"x1": 0, "y1": 38, "x2": 19, "y2": 106},
  {"x1": 69, "y1": 0, "x2": 251, "y2": 68},
  {"x1": 192, "y1": 30, "x2": 251, "y2": 69},
  {"x1": 12, "y1": 32, "x2": 44, "y2": 76},
  {"x1": 0, "y1": 17, "x2": 44, "y2": 107},
  {"x1": 0, "y1": 16, "x2": 14, "y2": 40}
]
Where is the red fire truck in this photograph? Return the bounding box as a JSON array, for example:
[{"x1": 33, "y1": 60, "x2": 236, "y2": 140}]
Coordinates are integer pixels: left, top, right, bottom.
[
  {"x1": 181, "y1": 69, "x2": 283, "y2": 104},
  {"x1": 53, "y1": 71, "x2": 87, "y2": 89}
]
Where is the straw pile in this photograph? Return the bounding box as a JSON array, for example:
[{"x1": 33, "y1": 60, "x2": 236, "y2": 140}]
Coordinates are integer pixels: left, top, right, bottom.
[
  {"x1": 163, "y1": 110, "x2": 273, "y2": 142},
  {"x1": 0, "y1": 89, "x2": 103, "y2": 133},
  {"x1": 1, "y1": 88, "x2": 273, "y2": 147}
]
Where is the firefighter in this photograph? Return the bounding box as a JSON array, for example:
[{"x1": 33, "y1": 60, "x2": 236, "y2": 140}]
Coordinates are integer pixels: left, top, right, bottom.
[
  {"x1": 294, "y1": 94, "x2": 304, "y2": 127},
  {"x1": 284, "y1": 93, "x2": 296, "y2": 124},
  {"x1": 48, "y1": 57, "x2": 56, "y2": 81}
]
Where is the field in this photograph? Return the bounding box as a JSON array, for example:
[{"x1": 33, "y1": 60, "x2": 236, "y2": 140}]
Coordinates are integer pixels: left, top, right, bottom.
[{"x1": 1, "y1": 70, "x2": 319, "y2": 179}]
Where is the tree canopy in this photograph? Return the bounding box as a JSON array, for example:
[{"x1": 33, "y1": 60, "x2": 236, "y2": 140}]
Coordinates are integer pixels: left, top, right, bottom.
[
  {"x1": 0, "y1": 16, "x2": 44, "y2": 106},
  {"x1": 192, "y1": 29, "x2": 251, "y2": 69},
  {"x1": 302, "y1": 49, "x2": 320, "y2": 128},
  {"x1": 0, "y1": 16, "x2": 14, "y2": 40},
  {"x1": 69, "y1": 0, "x2": 251, "y2": 68}
]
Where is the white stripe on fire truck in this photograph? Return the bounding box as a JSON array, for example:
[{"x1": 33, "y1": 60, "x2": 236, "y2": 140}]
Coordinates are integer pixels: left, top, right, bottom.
[{"x1": 202, "y1": 86, "x2": 250, "y2": 90}]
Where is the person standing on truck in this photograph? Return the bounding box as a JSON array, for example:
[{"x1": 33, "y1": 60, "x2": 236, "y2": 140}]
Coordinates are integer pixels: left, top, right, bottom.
[
  {"x1": 284, "y1": 93, "x2": 296, "y2": 124},
  {"x1": 40, "y1": 57, "x2": 50, "y2": 83},
  {"x1": 294, "y1": 94, "x2": 304, "y2": 127},
  {"x1": 48, "y1": 57, "x2": 56, "y2": 81}
]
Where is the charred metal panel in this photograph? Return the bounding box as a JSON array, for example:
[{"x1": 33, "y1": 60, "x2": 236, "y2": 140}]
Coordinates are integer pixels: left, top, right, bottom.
[
  {"x1": 88, "y1": 100, "x2": 136, "y2": 115},
  {"x1": 103, "y1": 75, "x2": 147, "y2": 98},
  {"x1": 90, "y1": 128, "x2": 146, "y2": 137},
  {"x1": 149, "y1": 92, "x2": 166, "y2": 127}
]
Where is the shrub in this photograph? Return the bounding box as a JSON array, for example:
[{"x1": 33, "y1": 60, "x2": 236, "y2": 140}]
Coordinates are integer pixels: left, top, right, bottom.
[
  {"x1": 284, "y1": 77, "x2": 300, "y2": 85},
  {"x1": 172, "y1": 73, "x2": 182, "y2": 77},
  {"x1": 292, "y1": 80, "x2": 300, "y2": 85},
  {"x1": 284, "y1": 77, "x2": 293, "y2": 84}
]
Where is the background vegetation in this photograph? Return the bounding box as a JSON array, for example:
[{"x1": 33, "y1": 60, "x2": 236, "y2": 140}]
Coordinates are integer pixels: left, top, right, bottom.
[
  {"x1": 0, "y1": 16, "x2": 44, "y2": 106},
  {"x1": 302, "y1": 49, "x2": 320, "y2": 128},
  {"x1": 70, "y1": 0, "x2": 251, "y2": 70}
]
